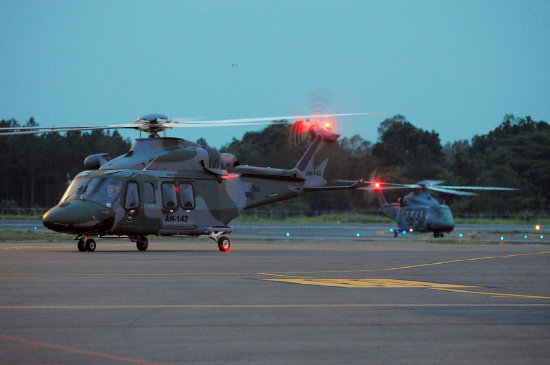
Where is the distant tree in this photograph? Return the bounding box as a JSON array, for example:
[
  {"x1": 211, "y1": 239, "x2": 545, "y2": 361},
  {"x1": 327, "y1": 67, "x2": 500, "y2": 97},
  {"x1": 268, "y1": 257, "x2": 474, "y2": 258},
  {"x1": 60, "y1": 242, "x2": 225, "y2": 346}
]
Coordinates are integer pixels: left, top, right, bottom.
[
  {"x1": 195, "y1": 137, "x2": 210, "y2": 148},
  {"x1": 372, "y1": 115, "x2": 444, "y2": 181}
]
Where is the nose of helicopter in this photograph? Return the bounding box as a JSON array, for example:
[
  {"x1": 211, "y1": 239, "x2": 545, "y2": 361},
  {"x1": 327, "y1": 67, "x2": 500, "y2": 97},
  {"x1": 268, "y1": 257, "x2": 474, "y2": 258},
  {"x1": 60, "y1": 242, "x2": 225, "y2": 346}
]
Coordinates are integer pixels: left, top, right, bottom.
[
  {"x1": 427, "y1": 206, "x2": 455, "y2": 232},
  {"x1": 42, "y1": 200, "x2": 115, "y2": 234}
]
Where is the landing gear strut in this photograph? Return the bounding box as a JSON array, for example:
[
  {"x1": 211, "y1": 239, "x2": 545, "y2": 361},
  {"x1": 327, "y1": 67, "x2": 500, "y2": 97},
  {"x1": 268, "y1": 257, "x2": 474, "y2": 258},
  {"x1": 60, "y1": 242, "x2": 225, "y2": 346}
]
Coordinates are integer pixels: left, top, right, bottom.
[
  {"x1": 209, "y1": 231, "x2": 231, "y2": 252},
  {"x1": 433, "y1": 231, "x2": 444, "y2": 238}
]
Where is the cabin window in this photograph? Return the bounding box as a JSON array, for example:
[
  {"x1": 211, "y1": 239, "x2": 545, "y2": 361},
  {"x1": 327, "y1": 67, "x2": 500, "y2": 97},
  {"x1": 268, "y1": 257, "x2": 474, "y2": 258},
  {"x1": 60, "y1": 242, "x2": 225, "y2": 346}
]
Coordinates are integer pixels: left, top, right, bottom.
[
  {"x1": 144, "y1": 183, "x2": 155, "y2": 204},
  {"x1": 178, "y1": 183, "x2": 195, "y2": 209},
  {"x1": 125, "y1": 182, "x2": 140, "y2": 210},
  {"x1": 162, "y1": 183, "x2": 178, "y2": 209}
]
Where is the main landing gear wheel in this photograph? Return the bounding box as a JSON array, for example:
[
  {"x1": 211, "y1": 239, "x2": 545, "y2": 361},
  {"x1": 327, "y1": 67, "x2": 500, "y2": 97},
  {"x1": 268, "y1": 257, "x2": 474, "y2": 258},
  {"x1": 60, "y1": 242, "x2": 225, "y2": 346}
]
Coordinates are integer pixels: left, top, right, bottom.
[
  {"x1": 85, "y1": 239, "x2": 96, "y2": 252},
  {"x1": 217, "y1": 236, "x2": 231, "y2": 252},
  {"x1": 77, "y1": 239, "x2": 86, "y2": 252},
  {"x1": 136, "y1": 237, "x2": 149, "y2": 251}
]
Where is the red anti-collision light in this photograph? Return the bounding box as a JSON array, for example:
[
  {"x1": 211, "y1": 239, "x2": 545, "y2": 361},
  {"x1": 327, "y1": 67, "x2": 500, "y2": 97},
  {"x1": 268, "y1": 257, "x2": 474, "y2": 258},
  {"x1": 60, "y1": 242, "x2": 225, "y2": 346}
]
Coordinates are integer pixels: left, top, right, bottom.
[{"x1": 221, "y1": 174, "x2": 239, "y2": 179}]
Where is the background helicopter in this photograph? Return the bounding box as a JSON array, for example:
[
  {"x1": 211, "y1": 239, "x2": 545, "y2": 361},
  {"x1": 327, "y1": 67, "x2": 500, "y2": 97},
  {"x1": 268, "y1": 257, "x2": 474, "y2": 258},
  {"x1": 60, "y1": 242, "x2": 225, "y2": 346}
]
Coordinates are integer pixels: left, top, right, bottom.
[
  {"x1": 358, "y1": 177, "x2": 517, "y2": 237},
  {"x1": 1, "y1": 112, "x2": 375, "y2": 252}
]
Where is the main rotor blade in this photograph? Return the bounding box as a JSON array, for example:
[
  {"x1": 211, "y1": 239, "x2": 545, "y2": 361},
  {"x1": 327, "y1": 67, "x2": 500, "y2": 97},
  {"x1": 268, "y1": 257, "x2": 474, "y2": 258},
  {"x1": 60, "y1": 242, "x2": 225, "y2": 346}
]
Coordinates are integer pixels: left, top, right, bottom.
[
  {"x1": 0, "y1": 124, "x2": 140, "y2": 136},
  {"x1": 428, "y1": 186, "x2": 477, "y2": 196},
  {"x1": 169, "y1": 112, "x2": 383, "y2": 125},
  {"x1": 379, "y1": 183, "x2": 420, "y2": 188},
  {"x1": 0, "y1": 112, "x2": 381, "y2": 136},
  {"x1": 417, "y1": 180, "x2": 444, "y2": 186},
  {"x1": 167, "y1": 120, "x2": 290, "y2": 128},
  {"x1": 437, "y1": 185, "x2": 518, "y2": 191}
]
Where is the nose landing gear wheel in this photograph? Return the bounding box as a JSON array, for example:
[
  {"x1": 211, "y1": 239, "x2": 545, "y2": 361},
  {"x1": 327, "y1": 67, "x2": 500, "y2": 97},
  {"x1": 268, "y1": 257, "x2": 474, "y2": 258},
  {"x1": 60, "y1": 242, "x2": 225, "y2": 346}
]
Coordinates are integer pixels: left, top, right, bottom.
[{"x1": 217, "y1": 236, "x2": 230, "y2": 252}]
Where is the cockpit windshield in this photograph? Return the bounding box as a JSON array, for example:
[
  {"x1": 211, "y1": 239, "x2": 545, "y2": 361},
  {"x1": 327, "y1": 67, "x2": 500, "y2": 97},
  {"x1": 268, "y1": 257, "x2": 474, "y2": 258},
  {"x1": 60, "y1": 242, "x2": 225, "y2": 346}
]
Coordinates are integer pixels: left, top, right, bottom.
[
  {"x1": 60, "y1": 177, "x2": 123, "y2": 208},
  {"x1": 60, "y1": 177, "x2": 89, "y2": 204}
]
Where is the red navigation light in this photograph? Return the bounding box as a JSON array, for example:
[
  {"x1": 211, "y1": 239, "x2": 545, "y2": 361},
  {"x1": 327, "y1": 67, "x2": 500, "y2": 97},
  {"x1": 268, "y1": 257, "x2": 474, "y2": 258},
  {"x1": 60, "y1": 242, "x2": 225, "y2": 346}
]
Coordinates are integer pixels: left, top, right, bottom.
[
  {"x1": 320, "y1": 117, "x2": 336, "y2": 132},
  {"x1": 372, "y1": 181, "x2": 382, "y2": 191},
  {"x1": 292, "y1": 119, "x2": 311, "y2": 135}
]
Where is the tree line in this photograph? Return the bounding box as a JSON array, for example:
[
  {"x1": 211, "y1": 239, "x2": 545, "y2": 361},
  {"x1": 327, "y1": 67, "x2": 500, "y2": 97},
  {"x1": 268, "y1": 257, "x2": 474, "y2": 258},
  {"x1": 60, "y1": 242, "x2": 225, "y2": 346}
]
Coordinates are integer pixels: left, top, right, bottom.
[
  {"x1": 0, "y1": 118, "x2": 130, "y2": 209},
  {"x1": 220, "y1": 114, "x2": 549, "y2": 214},
  {"x1": 1, "y1": 114, "x2": 548, "y2": 213}
]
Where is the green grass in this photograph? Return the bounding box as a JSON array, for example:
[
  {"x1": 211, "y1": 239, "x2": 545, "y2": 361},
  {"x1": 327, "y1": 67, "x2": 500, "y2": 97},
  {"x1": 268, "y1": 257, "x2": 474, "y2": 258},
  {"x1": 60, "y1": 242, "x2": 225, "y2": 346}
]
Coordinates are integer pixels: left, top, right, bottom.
[
  {"x1": 0, "y1": 214, "x2": 46, "y2": 220},
  {"x1": 0, "y1": 230, "x2": 73, "y2": 242},
  {"x1": 2, "y1": 211, "x2": 549, "y2": 226}
]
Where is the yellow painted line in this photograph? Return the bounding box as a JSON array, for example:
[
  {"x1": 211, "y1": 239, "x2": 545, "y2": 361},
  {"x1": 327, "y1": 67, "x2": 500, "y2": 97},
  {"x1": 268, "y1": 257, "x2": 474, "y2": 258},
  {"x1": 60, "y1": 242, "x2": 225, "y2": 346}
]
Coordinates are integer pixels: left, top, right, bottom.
[
  {"x1": 264, "y1": 277, "x2": 550, "y2": 299},
  {"x1": 264, "y1": 278, "x2": 478, "y2": 289},
  {"x1": 0, "y1": 304, "x2": 549, "y2": 310},
  {"x1": 261, "y1": 251, "x2": 550, "y2": 275}
]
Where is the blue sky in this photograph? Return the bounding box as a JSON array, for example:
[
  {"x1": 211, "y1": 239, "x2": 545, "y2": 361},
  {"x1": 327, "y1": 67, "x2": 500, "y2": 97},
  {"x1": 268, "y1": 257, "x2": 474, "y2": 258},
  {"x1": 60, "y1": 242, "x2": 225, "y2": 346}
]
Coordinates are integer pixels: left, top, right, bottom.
[{"x1": 1, "y1": 0, "x2": 549, "y2": 148}]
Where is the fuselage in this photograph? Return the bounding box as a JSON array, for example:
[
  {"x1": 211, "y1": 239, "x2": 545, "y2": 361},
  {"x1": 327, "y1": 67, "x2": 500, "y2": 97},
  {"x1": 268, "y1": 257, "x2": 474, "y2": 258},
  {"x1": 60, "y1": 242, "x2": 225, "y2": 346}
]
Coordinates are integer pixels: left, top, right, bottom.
[
  {"x1": 42, "y1": 168, "x2": 303, "y2": 237},
  {"x1": 42, "y1": 133, "x2": 342, "y2": 242},
  {"x1": 381, "y1": 191, "x2": 454, "y2": 234}
]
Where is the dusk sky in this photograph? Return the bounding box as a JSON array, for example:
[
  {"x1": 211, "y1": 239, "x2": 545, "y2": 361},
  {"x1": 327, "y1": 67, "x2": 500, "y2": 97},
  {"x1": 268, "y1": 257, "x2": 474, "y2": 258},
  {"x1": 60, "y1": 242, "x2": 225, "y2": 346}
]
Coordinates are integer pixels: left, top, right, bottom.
[{"x1": 1, "y1": 0, "x2": 549, "y2": 147}]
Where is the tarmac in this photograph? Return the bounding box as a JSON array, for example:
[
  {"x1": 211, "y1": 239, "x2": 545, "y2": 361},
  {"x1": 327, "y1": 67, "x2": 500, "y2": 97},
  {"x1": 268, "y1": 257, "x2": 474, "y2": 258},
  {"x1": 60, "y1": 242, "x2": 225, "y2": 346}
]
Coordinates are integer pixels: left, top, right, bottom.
[{"x1": 0, "y1": 236, "x2": 549, "y2": 364}]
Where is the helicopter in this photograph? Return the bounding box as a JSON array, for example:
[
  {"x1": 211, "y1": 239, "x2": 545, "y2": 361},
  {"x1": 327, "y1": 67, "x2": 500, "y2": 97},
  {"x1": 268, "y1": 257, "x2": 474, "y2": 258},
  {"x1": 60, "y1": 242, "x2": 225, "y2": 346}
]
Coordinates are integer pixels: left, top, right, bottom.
[
  {"x1": 358, "y1": 178, "x2": 517, "y2": 237},
  {"x1": 1, "y1": 112, "x2": 374, "y2": 252}
]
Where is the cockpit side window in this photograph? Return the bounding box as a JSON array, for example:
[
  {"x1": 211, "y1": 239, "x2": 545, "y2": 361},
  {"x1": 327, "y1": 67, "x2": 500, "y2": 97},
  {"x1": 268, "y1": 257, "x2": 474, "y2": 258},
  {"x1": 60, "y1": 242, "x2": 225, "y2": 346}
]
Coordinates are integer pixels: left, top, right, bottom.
[
  {"x1": 124, "y1": 182, "x2": 140, "y2": 210},
  {"x1": 179, "y1": 183, "x2": 195, "y2": 209},
  {"x1": 161, "y1": 183, "x2": 178, "y2": 210}
]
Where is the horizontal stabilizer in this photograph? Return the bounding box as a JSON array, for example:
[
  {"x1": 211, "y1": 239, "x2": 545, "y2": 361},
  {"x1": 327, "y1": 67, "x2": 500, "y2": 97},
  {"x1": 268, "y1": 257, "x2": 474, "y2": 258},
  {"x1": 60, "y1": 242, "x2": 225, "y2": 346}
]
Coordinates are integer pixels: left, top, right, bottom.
[{"x1": 304, "y1": 181, "x2": 359, "y2": 192}]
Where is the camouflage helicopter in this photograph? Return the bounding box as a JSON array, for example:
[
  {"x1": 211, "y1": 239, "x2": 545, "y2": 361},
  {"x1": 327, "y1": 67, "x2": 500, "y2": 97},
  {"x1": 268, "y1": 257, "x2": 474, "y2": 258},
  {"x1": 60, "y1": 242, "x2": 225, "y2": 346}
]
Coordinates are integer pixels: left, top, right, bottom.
[
  {"x1": 359, "y1": 178, "x2": 516, "y2": 237},
  {"x1": 1, "y1": 113, "x2": 373, "y2": 252}
]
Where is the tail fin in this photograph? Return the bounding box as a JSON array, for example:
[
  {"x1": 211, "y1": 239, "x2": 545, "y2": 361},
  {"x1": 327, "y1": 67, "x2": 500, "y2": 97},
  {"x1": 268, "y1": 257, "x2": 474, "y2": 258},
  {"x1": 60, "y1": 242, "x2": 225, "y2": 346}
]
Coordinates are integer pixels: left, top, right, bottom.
[{"x1": 293, "y1": 129, "x2": 339, "y2": 188}]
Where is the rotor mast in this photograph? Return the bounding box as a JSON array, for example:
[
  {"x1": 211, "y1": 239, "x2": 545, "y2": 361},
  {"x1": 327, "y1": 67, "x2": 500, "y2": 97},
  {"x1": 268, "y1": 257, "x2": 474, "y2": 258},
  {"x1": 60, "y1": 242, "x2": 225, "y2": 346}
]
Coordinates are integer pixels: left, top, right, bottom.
[{"x1": 136, "y1": 114, "x2": 172, "y2": 138}]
